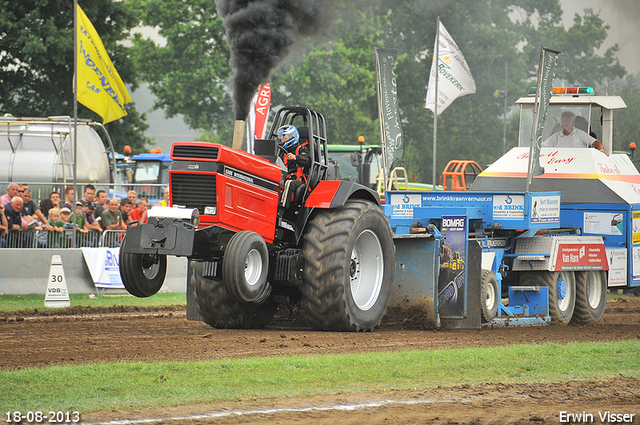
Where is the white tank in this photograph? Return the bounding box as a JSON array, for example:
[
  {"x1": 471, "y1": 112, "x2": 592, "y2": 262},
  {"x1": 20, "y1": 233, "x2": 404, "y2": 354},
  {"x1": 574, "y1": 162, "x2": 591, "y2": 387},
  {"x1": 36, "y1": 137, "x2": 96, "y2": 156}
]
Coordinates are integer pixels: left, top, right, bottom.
[{"x1": 0, "y1": 117, "x2": 111, "y2": 184}]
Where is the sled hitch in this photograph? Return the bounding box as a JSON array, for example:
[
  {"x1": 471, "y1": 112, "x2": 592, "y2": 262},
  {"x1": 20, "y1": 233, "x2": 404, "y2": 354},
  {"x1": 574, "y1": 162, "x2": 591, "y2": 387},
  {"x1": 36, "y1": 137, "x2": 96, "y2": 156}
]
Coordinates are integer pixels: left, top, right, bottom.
[{"x1": 124, "y1": 217, "x2": 238, "y2": 261}]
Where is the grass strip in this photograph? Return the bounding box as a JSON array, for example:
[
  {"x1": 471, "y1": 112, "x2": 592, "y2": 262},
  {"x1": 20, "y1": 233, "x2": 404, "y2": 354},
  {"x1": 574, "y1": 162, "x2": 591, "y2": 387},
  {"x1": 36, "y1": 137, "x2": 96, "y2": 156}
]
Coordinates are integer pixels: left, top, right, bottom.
[
  {"x1": 0, "y1": 293, "x2": 185, "y2": 312},
  {"x1": 1, "y1": 292, "x2": 631, "y2": 312},
  {"x1": 1, "y1": 340, "x2": 638, "y2": 413}
]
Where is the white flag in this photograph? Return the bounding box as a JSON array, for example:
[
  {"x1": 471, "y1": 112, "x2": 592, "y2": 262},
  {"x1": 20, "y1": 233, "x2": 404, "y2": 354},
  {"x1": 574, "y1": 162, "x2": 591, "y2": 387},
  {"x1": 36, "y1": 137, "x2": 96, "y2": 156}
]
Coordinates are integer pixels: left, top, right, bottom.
[{"x1": 425, "y1": 21, "x2": 476, "y2": 115}]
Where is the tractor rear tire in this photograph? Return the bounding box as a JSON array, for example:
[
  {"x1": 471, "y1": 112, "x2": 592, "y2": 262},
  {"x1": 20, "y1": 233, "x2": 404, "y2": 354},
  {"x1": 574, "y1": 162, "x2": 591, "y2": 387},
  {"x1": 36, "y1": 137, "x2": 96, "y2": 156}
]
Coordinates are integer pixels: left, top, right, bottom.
[
  {"x1": 481, "y1": 269, "x2": 499, "y2": 322},
  {"x1": 572, "y1": 271, "x2": 607, "y2": 325},
  {"x1": 301, "y1": 200, "x2": 394, "y2": 331},
  {"x1": 191, "y1": 261, "x2": 278, "y2": 329},
  {"x1": 223, "y1": 231, "x2": 271, "y2": 304},
  {"x1": 119, "y1": 235, "x2": 167, "y2": 297},
  {"x1": 520, "y1": 270, "x2": 575, "y2": 325}
]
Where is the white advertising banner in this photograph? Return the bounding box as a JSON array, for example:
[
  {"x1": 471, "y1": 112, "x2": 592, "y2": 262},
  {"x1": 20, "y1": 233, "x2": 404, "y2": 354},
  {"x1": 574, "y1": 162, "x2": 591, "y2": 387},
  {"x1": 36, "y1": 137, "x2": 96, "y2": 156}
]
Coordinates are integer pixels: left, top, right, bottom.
[
  {"x1": 530, "y1": 194, "x2": 561, "y2": 223},
  {"x1": 81, "y1": 247, "x2": 125, "y2": 289},
  {"x1": 633, "y1": 246, "x2": 640, "y2": 281},
  {"x1": 606, "y1": 248, "x2": 627, "y2": 287},
  {"x1": 389, "y1": 193, "x2": 422, "y2": 218},
  {"x1": 492, "y1": 194, "x2": 525, "y2": 220},
  {"x1": 584, "y1": 212, "x2": 624, "y2": 236}
]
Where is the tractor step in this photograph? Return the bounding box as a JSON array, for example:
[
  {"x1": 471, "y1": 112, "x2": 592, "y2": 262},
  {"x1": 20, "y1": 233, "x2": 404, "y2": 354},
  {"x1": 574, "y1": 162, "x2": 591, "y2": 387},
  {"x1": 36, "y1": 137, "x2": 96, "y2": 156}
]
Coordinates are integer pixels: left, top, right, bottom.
[
  {"x1": 511, "y1": 285, "x2": 541, "y2": 293},
  {"x1": 487, "y1": 285, "x2": 551, "y2": 327}
]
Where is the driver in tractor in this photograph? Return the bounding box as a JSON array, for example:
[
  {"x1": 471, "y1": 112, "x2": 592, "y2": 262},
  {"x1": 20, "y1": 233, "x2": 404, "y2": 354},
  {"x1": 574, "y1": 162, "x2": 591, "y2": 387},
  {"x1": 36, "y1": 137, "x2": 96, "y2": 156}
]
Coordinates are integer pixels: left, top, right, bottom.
[
  {"x1": 277, "y1": 124, "x2": 310, "y2": 210},
  {"x1": 542, "y1": 110, "x2": 606, "y2": 153}
]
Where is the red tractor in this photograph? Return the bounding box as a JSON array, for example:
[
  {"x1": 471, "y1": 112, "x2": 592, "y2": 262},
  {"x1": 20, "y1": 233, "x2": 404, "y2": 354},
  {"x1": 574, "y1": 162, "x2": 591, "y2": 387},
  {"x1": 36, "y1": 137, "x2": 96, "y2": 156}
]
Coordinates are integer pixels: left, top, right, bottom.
[{"x1": 119, "y1": 107, "x2": 395, "y2": 331}]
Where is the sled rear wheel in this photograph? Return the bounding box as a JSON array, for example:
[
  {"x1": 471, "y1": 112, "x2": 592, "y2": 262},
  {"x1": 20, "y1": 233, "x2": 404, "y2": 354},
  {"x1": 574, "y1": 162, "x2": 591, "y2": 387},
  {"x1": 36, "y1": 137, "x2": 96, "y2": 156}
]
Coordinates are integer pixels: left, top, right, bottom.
[
  {"x1": 572, "y1": 271, "x2": 607, "y2": 325},
  {"x1": 520, "y1": 271, "x2": 575, "y2": 325},
  {"x1": 481, "y1": 269, "x2": 499, "y2": 322}
]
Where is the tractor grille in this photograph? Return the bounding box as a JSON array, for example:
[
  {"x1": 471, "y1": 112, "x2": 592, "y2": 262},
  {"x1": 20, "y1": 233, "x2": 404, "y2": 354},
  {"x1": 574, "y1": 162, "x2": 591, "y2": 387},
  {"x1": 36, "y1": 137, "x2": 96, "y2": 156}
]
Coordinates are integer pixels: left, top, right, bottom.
[
  {"x1": 170, "y1": 173, "x2": 217, "y2": 215},
  {"x1": 173, "y1": 145, "x2": 219, "y2": 160}
]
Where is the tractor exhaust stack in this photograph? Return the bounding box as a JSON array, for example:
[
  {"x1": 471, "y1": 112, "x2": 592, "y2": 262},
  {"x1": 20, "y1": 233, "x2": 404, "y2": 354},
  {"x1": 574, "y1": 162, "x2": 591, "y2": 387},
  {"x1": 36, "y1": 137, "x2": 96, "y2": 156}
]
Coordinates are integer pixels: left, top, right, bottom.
[{"x1": 232, "y1": 120, "x2": 245, "y2": 150}]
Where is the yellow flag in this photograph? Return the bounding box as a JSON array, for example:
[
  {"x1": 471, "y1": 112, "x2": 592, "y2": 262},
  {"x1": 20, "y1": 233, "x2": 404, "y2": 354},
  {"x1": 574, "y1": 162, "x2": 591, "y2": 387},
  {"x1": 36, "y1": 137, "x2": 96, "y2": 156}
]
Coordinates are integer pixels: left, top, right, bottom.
[{"x1": 76, "y1": 4, "x2": 132, "y2": 124}]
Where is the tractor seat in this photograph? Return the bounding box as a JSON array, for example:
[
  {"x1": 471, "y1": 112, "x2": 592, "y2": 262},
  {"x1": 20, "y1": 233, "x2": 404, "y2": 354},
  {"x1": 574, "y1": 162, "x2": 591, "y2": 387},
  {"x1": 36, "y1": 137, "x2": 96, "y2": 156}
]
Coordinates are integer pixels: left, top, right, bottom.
[{"x1": 297, "y1": 126, "x2": 310, "y2": 148}]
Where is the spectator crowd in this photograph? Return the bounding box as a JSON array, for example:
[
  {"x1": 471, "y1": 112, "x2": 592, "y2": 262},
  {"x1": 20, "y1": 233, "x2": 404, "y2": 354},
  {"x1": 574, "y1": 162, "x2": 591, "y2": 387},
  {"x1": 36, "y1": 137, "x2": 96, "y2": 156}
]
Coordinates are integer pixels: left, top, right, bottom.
[{"x1": 1, "y1": 183, "x2": 153, "y2": 248}]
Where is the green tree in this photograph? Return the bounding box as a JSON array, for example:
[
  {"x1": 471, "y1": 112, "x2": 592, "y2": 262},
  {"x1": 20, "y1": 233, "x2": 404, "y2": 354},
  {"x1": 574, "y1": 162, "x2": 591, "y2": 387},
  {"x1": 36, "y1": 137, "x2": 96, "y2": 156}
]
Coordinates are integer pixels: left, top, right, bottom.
[
  {"x1": 0, "y1": 0, "x2": 149, "y2": 153},
  {"x1": 378, "y1": 0, "x2": 530, "y2": 182},
  {"x1": 373, "y1": 0, "x2": 627, "y2": 183},
  {"x1": 270, "y1": 5, "x2": 387, "y2": 145},
  {"x1": 128, "y1": 0, "x2": 627, "y2": 182},
  {"x1": 129, "y1": 0, "x2": 234, "y2": 144},
  {"x1": 515, "y1": 8, "x2": 626, "y2": 85},
  {"x1": 270, "y1": 0, "x2": 531, "y2": 182},
  {"x1": 611, "y1": 75, "x2": 640, "y2": 153}
]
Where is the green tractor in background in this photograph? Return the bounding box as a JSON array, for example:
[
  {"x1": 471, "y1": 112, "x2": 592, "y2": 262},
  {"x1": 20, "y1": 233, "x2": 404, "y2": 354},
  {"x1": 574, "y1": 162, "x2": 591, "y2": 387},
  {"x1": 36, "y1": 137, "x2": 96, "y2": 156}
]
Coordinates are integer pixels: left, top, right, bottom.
[{"x1": 326, "y1": 139, "x2": 436, "y2": 195}]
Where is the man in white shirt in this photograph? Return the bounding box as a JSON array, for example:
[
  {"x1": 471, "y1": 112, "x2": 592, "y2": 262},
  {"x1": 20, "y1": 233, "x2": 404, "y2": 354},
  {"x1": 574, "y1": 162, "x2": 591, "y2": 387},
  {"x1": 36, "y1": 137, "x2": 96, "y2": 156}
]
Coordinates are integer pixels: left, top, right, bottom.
[{"x1": 542, "y1": 110, "x2": 605, "y2": 152}]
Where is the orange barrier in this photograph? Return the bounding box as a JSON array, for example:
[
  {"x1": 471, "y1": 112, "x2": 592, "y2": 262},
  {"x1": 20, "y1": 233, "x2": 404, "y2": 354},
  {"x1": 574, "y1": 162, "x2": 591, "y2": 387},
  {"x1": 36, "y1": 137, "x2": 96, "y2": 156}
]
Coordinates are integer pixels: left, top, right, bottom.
[{"x1": 440, "y1": 160, "x2": 483, "y2": 191}]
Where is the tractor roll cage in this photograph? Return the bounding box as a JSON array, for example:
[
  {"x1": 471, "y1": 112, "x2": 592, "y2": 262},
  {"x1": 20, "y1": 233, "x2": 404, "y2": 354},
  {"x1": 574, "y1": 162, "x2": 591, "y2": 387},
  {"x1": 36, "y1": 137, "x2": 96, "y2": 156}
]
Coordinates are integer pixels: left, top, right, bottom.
[{"x1": 267, "y1": 107, "x2": 329, "y2": 195}]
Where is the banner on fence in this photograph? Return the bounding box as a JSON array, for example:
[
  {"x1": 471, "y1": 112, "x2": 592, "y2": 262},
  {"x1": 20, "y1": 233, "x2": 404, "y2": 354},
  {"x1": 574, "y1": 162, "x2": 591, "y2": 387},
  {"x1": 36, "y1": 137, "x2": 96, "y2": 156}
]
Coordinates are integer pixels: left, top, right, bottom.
[{"x1": 81, "y1": 247, "x2": 125, "y2": 288}]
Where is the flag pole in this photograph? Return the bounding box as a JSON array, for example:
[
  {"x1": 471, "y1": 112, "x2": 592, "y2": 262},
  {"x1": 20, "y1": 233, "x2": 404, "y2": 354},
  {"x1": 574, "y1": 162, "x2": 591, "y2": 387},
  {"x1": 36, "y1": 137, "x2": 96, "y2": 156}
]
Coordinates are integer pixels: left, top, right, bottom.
[
  {"x1": 72, "y1": 0, "x2": 79, "y2": 246},
  {"x1": 525, "y1": 47, "x2": 544, "y2": 193},
  {"x1": 525, "y1": 46, "x2": 560, "y2": 192},
  {"x1": 431, "y1": 17, "x2": 440, "y2": 190},
  {"x1": 374, "y1": 47, "x2": 389, "y2": 192},
  {"x1": 245, "y1": 111, "x2": 253, "y2": 153}
]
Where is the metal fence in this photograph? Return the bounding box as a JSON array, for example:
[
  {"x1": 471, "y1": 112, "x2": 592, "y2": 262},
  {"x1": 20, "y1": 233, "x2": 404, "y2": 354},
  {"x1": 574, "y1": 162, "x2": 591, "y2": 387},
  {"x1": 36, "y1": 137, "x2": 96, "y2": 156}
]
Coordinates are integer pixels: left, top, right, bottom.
[
  {"x1": 1, "y1": 179, "x2": 165, "y2": 249},
  {"x1": 0, "y1": 182, "x2": 167, "y2": 206},
  {"x1": 1, "y1": 229, "x2": 126, "y2": 249}
]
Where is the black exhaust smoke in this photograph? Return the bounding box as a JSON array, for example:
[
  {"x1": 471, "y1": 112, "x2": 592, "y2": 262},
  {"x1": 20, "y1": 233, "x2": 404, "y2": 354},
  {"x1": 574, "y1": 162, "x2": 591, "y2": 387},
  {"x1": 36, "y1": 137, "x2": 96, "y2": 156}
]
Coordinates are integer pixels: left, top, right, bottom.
[{"x1": 216, "y1": 0, "x2": 331, "y2": 121}]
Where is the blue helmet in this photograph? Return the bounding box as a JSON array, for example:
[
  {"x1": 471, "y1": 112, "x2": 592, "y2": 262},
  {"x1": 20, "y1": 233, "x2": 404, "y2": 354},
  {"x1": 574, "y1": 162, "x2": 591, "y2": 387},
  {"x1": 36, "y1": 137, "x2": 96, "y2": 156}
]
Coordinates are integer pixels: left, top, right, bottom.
[{"x1": 276, "y1": 125, "x2": 299, "y2": 149}]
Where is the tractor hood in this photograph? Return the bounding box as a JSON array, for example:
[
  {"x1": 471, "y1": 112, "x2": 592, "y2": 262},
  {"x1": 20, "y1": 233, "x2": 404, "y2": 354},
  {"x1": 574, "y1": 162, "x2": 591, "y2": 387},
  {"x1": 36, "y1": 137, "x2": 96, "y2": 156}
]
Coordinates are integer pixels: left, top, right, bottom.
[{"x1": 470, "y1": 147, "x2": 640, "y2": 205}]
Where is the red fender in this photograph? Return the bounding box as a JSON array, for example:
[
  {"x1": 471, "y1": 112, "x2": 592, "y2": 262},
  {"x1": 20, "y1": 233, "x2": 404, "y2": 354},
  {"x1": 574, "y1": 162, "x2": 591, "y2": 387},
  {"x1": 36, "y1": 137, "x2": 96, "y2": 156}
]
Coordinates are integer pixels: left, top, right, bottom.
[{"x1": 304, "y1": 180, "x2": 380, "y2": 209}]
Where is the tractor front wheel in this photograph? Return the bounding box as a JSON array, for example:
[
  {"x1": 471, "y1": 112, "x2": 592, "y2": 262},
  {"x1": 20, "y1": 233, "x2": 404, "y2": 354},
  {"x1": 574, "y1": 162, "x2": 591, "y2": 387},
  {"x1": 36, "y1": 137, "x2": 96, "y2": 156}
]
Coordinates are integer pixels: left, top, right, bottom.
[
  {"x1": 191, "y1": 261, "x2": 278, "y2": 329},
  {"x1": 301, "y1": 200, "x2": 394, "y2": 331},
  {"x1": 222, "y1": 231, "x2": 271, "y2": 304},
  {"x1": 119, "y1": 235, "x2": 167, "y2": 297}
]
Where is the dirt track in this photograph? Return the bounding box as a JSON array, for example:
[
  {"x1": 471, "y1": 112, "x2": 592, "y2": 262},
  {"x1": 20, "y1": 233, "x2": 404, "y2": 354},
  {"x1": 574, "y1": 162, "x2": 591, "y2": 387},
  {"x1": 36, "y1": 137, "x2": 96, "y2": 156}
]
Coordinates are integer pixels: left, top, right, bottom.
[{"x1": 2, "y1": 297, "x2": 640, "y2": 424}]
